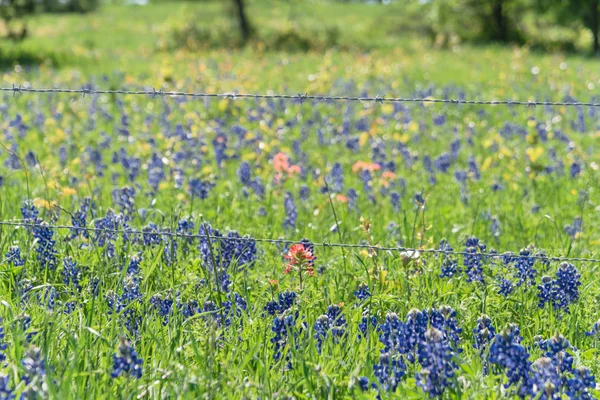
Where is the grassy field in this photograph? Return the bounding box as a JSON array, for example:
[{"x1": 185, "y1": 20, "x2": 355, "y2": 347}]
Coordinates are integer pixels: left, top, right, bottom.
[{"x1": 0, "y1": 1, "x2": 600, "y2": 398}]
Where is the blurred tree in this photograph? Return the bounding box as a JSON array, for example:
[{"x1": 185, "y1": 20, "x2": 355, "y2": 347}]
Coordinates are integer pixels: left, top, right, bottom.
[
  {"x1": 424, "y1": 0, "x2": 530, "y2": 45},
  {"x1": 232, "y1": 0, "x2": 252, "y2": 42},
  {"x1": 0, "y1": 0, "x2": 98, "y2": 40},
  {"x1": 538, "y1": 0, "x2": 600, "y2": 53},
  {"x1": 0, "y1": 0, "x2": 37, "y2": 40}
]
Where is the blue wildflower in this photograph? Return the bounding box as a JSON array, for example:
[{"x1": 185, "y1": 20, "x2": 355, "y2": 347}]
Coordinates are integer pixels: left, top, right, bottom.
[
  {"x1": 0, "y1": 375, "x2": 14, "y2": 400},
  {"x1": 586, "y1": 320, "x2": 600, "y2": 337},
  {"x1": 189, "y1": 178, "x2": 214, "y2": 200},
  {"x1": 463, "y1": 236, "x2": 485, "y2": 283},
  {"x1": 416, "y1": 327, "x2": 458, "y2": 397},
  {"x1": 357, "y1": 376, "x2": 370, "y2": 392},
  {"x1": 536, "y1": 334, "x2": 574, "y2": 373},
  {"x1": 527, "y1": 357, "x2": 561, "y2": 400},
  {"x1": 359, "y1": 313, "x2": 378, "y2": 339},
  {"x1": 111, "y1": 339, "x2": 143, "y2": 379},
  {"x1": 438, "y1": 239, "x2": 459, "y2": 278},
  {"x1": 489, "y1": 325, "x2": 531, "y2": 394},
  {"x1": 21, "y1": 346, "x2": 46, "y2": 386},
  {"x1": 265, "y1": 291, "x2": 297, "y2": 316},
  {"x1": 32, "y1": 222, "x2": 57, "y2": 271},
  {"x1": 498, "y1": 278, "x2": 514, "y2": 297},
  {"x1": 237, "y1": 161, "x2": 251, "y2": 185},
  {"x1": 354, "y1": 284, "x2": 371, "y2": 302},
  {"x1": 283, "y1": 192, "x2": 297, "y2": 231},
  {"x1": 5, "y1": 245, "x2": 24, "y2": 267},
  {"x1": 373, "y1": 352, "x2": 405, "y2": 393},
  {"x1": 473, "y1": 315, "x2": 495, "y2": 374},
  {"x1": 62, "y1": 257, "x2": 81, "y2": 291},
  {"x1": 271, "y1": 311, "x2": 304, "y2": 368},
  {"x1": 566, "y1": 367, "x2": 596, "y2": 400},
  {"x1": 314, "y1": 305, "x2": 347, "y2": 353}
]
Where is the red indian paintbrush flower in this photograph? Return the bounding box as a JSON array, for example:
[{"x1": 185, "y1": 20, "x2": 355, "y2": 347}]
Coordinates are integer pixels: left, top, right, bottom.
[{"x1": 283, "y1": 244, "x2": 315, "y2": 289}]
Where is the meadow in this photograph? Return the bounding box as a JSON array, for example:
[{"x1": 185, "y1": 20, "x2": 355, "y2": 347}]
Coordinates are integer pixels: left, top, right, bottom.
[{"x1": 0, "y1": 1, "x2": 600, "y2": 398}]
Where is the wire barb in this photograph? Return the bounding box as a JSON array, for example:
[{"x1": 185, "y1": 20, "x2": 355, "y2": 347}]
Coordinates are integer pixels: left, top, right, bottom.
[{"x1": 11, "y1": 84, "x2": 22, "y2": 97}]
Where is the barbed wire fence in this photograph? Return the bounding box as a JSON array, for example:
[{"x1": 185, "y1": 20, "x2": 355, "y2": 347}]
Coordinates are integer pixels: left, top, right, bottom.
[
  {"x1": 1, "y1": 84, "x2": 598, "y2": 265},
  {"x1": 3, "y1": 85, "x2": 600, "y2": 108},
  {"x1": 0, "y1": 220, "x2": 598, "y2": 264}
]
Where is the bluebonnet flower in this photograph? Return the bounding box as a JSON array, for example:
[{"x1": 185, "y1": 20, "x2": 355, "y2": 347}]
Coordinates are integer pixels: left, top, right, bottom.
[
  {"x1": 111, "y1": 339, "x2": 143, "y2": 379},
  {"x1": 189, "y1": 178, "x2": 214, "y2": 200},
  {"x1": 570, "y1": 162, "x2": 582, "y2": 178},
  {"x1": 434, "y1": 153, "x2": 452, "y2": 172},
  {"x1": 62, "y1": 257, "x2": 81, "y2": 291},
  {"x1": 220, "y1": 231, "x2": 258, "y2": 270},
  {"x1": 498, "y1": 278, "x2": 514, "y2": 297},
  {"x1": 538, "y1": 263, "x2": 581, "y2": 312},
  {"x1": 416, "y1": 328, "x2": 458, "y2": 397},
  {"x1": 283, "y1": 192, "x2": 297, "y2": 231},
  {"x1": 359, "y1": 313, "x2": 378, "y2": 339},
  {"x1": 347, "y1": 188, "x2": 358, "y2": 210},
  {"x1": 142, "y1": 223, "x2": 162, "y2": 247},
  {"x1": 271, "y1": 311, "x2": 304, "y2": 368},
  {"x1": 528, "y1": 357, "x2": 561, "y2": 400},
  {"x1": 429, "y1": 306, "x2": 462, "y2": 346},
  {"x1": 564, "y1": 217, "x2": 583, "y2": 239},
  {"x1": 237, "y1": 161, "x2": 251, "y2": 185},
  {"x1": 5, "y1": 245, "x2": 24, "y2": 266},
  {"x1": 176, "y1": 218, "x2": 195, "y2": 244},
  {"x1": 414, "y1": 192, "x2": 426, "y2": 207},
  {"x1": 126, "y1": 253, "x2": 142, "y2": 276},
  {"x1": 489, "y1": 325, "x2": 531, "y2": 394},
  {"x1": 93, "y1": 209, "x2": 121, "y2": 248},
  {"x1": 111, "y1": 186, "x2": 136, "y2": 215},
  {"x1": 150, "y1": 294, "x2": 175, "y2": 325},
  {"x1": 553, "y1": 263, "x2": 581, "y2": 310},
  {"x1": 438, "y1": 239, "x2": 459, "y2": 278},
  {"x1": 21, "y1": 346, "x2": 46, "y2": 385},
  {"x1": 32, "y1": 222, "x2": 57, "y2": 270},
  {"x1": 39, "y1": 286, "x2": 57, "y2": 310},
  {"x1": 212, "y1": 133, "x2": 228, "y2": 167},
  {"x1": 373, "y1": 352, "x2": 405, "y2": 393},
  {"x1": 328, "y1": 163, "x2": 344, "y2": 192},
  {"x1": 0, "y1": 375, "x2": 14, "y2": 400},
  {"x1": 63, "y1": 301, "x2": 77, "y2": 315},
  {"x1": 586, "y1": 319, "x2": 600, "y2": 337},
  {"x1": 513, "y1": 249, "x2": 537, "y2": 287},
  {"x1": 566, "y1": 367, "x2": 596, "y2": 400},
  {"x1": 390, "y1": 191, "x2": 401, "y2": 212},
  {"x1": 20, "y1": 200, "x2": 39, "y2": 222},
  {"x1": 0, "y1": 318, "x2": 6, "y2": 363},
  {"x1": 354, "y1": 283, "x2": 371, "y2": 302},
  {"x1": 314, "y1": 305, "x2": 347, "y2": 353},
  {"x1": 473, "y1": 315, "x2": 495, "y2": 373},
  {"x1": 538, "y1": 276, "x2": 554, "y2": 309},
  {"x1": 464, "y1": 236, "x2": 485, "y2": 283},
  {"x1": 249, "y1": 177, "x2": 265, "y2": 197},
  {"x1": 69, "y1": 198, "x2": 90, "y2": 240},
  {"x1": 468, "y1": 155, "x2": 481, "y2": 180},
  {"x1": 265, "y1": 291, "x2": 297, "y2": 316},
  {"x1": 357, "y1": 376, "x2": 371, "y2": 392},
  {"x1": 299, "y1": 185, "x2": 310, "y2": 202},
  {"x1": 536, "y1": 334, "x2": 574, "y2": 373}
]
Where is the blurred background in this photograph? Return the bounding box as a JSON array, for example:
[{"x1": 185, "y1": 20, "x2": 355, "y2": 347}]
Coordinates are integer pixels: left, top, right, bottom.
[{"x1": 0, "y1": 0, "x2": 598, "y2": 81}]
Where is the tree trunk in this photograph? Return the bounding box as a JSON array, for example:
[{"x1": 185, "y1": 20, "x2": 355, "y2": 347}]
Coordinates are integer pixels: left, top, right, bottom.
[
  {"x1": 592, "y1": 0, "x2": 599, "y2": 54},
  {"x1": 492, "y1": 0, "x2": 507, "y2": 42},
  {"x1": 233, "y1": 0, "x2": 251, "y2": 43}
]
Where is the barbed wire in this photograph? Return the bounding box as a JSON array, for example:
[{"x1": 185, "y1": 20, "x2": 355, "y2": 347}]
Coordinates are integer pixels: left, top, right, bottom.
[
  {"x1": 2, "y1": 85, "x2": 600, "y2": 108},
  {"x1": 0, "y1": 220, "x2": 598, "y2": 263}
]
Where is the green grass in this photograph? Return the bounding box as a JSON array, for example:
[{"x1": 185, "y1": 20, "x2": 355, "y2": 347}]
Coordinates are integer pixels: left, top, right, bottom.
[{"x1": 0, "y1": 1, "x2": 599, "y2": 399}]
